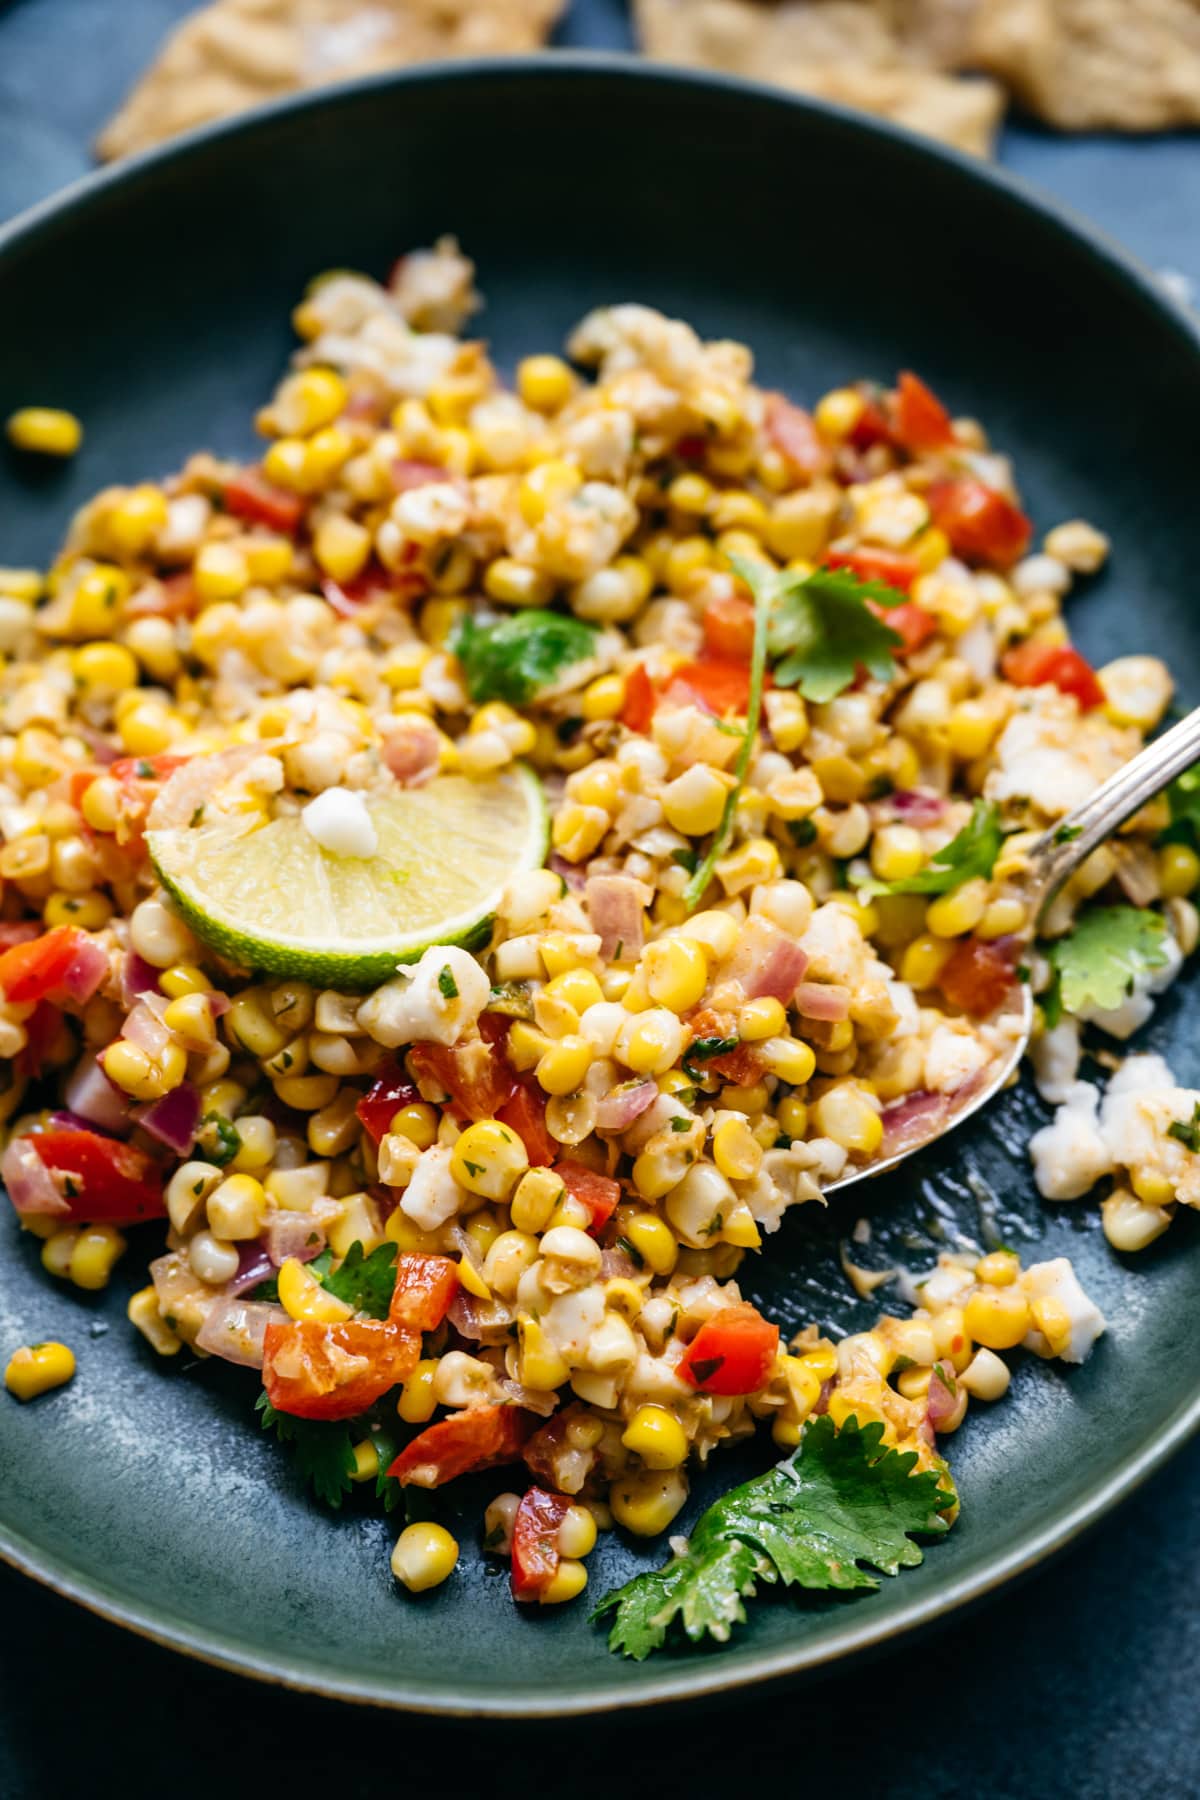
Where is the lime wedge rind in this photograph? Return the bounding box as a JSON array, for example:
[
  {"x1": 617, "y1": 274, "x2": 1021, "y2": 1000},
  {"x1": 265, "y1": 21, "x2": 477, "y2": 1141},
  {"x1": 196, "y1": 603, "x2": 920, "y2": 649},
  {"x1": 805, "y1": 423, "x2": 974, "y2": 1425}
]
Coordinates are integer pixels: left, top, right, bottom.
[{"x1": 147, "y1": 763, "x2": 547, "y2": 989}]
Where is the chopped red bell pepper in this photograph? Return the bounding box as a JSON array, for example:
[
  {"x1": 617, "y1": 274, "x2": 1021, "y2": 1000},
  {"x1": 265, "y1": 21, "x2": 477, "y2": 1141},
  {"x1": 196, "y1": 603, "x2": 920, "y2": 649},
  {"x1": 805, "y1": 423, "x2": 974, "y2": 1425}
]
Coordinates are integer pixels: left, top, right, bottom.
[
  {"x1": 222, "y1": 467, "x2": 305, "y2": 534},
  {"x1": 928, "y1": 478, "x2": 1031, "y2": 567},
  {"x1": 847, "y1": 387, "x2": 894, "y2": 450},
  {"x1": 510, "y1": 1487, "x2": 573, "y2": 1603},
  {"x1": 674, "y1": 434, "x2": 708, "y2": 462},
  {"x1": 1001, "y1": 640, "x2": 1106, "y2": 710},
  {"x1": 869, "y1": 599, "x2": 937, "y2": 654},
  {"x1": 892, "y1": 371, "x2": 956, "y2": 454},
  {"x1": 668, "y1": 654, "x2": 754, "y2": 718},
  {"x1": 620, "y1": 663, "x2": 657, "y2": 734},
  {"x1": 262, "y1": 1317, "x2": 419, "y2": 1421},
  {"x1": 409, "y1": 1015, "x2": 515, "y2": 1122},
  {"x1": 824, "y1": 546, "x2": 920, "y2": 594},
  {"x1": 389, "y1": 1253, "x2": 458, "y2": 1333},
  {"x1": 356, "y1": 1057, "x2": 420, "y2": 1144},
  {"x1": 25, "y1": 1127, "x2": 165, "y2": 1224},
  {"x1": 126, "y1": 573, "x2": 197, "y2": 621},
  {"x1": 17, "y1": 1000, "x2": 63, "y2": 1078},
  {"x1": 937, "y1": 935, "x2": 1018, "y2": 1017},
  {"x1": 387, "y1": 1404, "x2": 532, "y2": 1487},
  {"x1": 497, "y1": 1079, "x2": 558, "y2": 1167},
  {"x1": 701, "y1": 591, "x2": 757, "y2": 662},
  {"x1": 679, "y1": 1303, "x2": 779, "y2": 1395},
  {"x1": 764, "y1": 393, "x2": 825, "y2": 479},
  {"x1": 554, "y1": 1160, "x2": 621, "y2": 1234},
  {"x1": 0, "y1": 925, "x2": 106, "y2": 1006},
  {"x1": 390, "y1": 458, "x2": 449, "y2": 492}
]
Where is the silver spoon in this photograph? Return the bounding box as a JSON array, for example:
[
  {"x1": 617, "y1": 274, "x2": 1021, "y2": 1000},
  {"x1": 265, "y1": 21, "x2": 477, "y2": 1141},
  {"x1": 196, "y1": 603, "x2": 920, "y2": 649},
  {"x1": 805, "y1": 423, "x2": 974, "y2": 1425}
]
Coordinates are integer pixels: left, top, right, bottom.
[{"x1": 825, "y1": 702, "x2": 1200, "y2": 1194}]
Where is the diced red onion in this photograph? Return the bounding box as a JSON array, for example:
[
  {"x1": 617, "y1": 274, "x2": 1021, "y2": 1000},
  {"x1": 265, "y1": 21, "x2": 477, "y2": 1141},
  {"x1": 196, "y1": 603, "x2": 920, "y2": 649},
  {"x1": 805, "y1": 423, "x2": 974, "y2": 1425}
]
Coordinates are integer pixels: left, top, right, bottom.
[
  {"x1": 586, "y1": 873, "x2": 647, "y2": 958},
  {"x1": 135, "y1": 1081, "x2": 201, "y2": 1155},
  {"x1": 794, "y1": 982, "x2": 851, "y2": 1021},
  {"x1": 264, "y1": 1211, "x2": 326, "y2": 1266},
  {"x1": 813, "y1": 1377, "x2": 834, "y2": 1416},
  {"x1": 121, "y1": 951, "x2": 162, "y2": 1008},
  {"x1": 594, "y1": 1079, "x2": 657, "y2": 1132},
  {"x1": 225, "y1": 1242, "x2": 276, "y2": 1298},
  {"x1": 742, "y1": 938, "x2": 809, "y2": 1003},
  {"x1": 73, "y1": 724, "x2": 119, "y2": 765},
  {"x1": 600, "y1": 1247, "x2": 637, "y2": 1282},
  {"x1": 207, "y1": 991, "x2": 231, "y2": 1018},
  {"x1": 196, "y1": 1297, "x2": 285, "y2": 1368},
  {"x1": 496, "y1": 1378, "x2": 559, "y2": 1418},
  {"x1": 1, "y1": 1136, "x2": 69, "y2": 1217},
  {"x1": 60, "y1": 935, "x2": 109, "y2": 1004},
  {"x1": 926, "y1": 1366, "x2": 958, "y2": 1430},
  {"x1": 381, "y1": 716, "x2": 441, "y2": 787},
  {"x1": 390, "y1": 458, "x2": 449, "y2": 491},
  {"x1": 881, "y1": 1089, "x2": 950, "y2": 1155},
  {"x1": 885, "y1": 789, "x2": 946, "y2": 826},
  {"x1": 447, "y1": 1287, "x2": 485, "y2": 1339},
  {"x1": 549, "y1": 851, "x2": 585, "y2": 894},
  {"x1": 121, "y1": 1001, "x2": 172, "y2": 1060},
  {"x1": 63, "y1": 1054, "x2": 132, "y2": 1135}
]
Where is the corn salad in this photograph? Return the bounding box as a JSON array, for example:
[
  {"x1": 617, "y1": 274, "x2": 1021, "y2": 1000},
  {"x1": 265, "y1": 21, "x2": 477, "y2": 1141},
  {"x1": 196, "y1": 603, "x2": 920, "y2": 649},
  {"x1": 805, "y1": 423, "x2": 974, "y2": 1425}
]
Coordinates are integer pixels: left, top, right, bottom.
[{"x1": 0, "y1": 238, "x2": 1182, "y2": 1611}]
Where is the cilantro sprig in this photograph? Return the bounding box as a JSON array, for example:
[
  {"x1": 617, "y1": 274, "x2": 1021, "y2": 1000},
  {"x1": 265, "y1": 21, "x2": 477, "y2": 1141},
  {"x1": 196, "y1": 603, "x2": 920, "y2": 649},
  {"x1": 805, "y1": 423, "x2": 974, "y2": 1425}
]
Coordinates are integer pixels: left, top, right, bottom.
[
  {"x1": 1159, "y1": 763, "x2": 1200, "y2": 850},
  {"x1": 682, "y1": 553, "x2": 771, "y2": 911},
  {"x1": 1168, "y1": 1102, "x2": 1200, "y2": 1154},
  {"x1": 767, "y1": 566, "x2": 908, "y2": 704},
  {"x1": 255, "y1": 1394, "x2": 358, "y2": 1509},
  {"x1": 861, "y1": 799, "x2": 1004, "y2": 899},
  {"x1": 317, "y1": 1239, "x2": 398, "y2": 1320},
  {"x1": 454, "y1": 609, "x2": 599, "y2": 706},
  {"x1": 593, "y1": 1415, "x2": 953, "y2": 1659},
  {"x1": 1044, "y1": 904, "x2": 1170, "y2": 1026}
]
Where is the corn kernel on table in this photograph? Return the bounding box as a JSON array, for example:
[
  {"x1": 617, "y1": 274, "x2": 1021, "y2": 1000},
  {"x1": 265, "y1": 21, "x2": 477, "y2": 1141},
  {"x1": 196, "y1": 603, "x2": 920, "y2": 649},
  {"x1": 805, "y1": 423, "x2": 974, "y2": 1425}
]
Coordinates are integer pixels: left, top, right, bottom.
[{"x1": 1, "y1": 2, "x2": 1199, "y2": 1794}]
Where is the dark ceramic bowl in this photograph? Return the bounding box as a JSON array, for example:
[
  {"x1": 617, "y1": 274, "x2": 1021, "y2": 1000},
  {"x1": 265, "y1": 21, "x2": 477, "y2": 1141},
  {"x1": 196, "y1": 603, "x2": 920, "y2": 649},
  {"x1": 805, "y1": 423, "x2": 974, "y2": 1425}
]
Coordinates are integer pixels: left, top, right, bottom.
[{"x1": 1, "y1": 55, "x2": 1199, "y2": 1717}]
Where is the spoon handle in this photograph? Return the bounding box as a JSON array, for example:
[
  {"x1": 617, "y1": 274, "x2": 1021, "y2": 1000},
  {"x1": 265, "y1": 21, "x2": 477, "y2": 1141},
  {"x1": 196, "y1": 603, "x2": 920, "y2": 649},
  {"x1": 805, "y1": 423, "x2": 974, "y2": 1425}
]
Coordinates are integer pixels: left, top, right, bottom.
[{"x1": 1028, "y1": 701, "x2": 1200, "y2": 921}]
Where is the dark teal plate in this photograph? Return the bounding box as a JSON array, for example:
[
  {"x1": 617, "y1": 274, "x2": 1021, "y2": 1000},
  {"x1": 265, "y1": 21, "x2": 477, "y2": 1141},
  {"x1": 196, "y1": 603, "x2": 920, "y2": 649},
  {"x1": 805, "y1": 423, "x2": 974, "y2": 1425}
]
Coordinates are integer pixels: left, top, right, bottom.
[{"x1": 2, "y1": 56, "x2": 1199, "y2": 1716}]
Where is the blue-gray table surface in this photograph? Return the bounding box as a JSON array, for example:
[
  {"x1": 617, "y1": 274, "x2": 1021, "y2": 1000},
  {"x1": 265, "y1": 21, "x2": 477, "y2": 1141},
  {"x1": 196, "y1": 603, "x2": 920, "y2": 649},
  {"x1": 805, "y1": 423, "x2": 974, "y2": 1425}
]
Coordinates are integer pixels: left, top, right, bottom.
[{"x1": 0, "y1": 3, "x2": 1198, "y2": 1794}]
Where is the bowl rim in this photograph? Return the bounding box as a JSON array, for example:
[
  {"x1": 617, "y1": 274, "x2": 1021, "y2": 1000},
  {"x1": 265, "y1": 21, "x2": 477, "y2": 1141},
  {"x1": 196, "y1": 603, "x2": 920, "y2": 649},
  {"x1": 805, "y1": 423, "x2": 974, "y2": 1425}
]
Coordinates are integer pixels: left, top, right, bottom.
[{"x1": 2, "y1": 49, "x2": 1199, "y2": 1717}]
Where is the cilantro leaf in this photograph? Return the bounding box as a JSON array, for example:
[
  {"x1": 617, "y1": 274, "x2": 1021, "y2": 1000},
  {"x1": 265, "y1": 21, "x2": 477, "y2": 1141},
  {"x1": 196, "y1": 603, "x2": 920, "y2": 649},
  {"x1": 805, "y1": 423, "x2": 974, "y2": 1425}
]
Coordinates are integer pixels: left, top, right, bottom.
[
  {"x1": 1168, "y1": 1102, "x2": 1200, "y2": 1154},
  {"x1": 767, "y1": 567, "x2": 906, "y2": 704},
  {"x1": 318, "y1": 1240, "x2": 398, "y2": 1320},
  {"x1": 1159, "y1": 763, "x2": 1200, "y2": 850},
  {"x1": 454, "y1": 609, "x2": 599, "y2": 706},
  {"x1": 368, "y1": 1422, "x2": 404, "y2": 1513},
  {"x1": 1045, "y1": 905, "x2": 1170, "y2": 1020},
  {"x1": 593, "y1": 1415, "x2": 952, "y2": 1659},
  {"x1": 437, "y1": 963, "x2": 459, "y2": 1000},
  {"x1": 197, "y1": 1113, "x2": 241, "y2": 1168},
  {"x1": 682, "y1": 553, "x2": 770, "y2": 911},
  {"x1": 860, "y1": 800, "x2": 1004, "y2": 898},
  {"x1": 681, "y1": 1034, "x2": 739, "y2": 1081},
  {"x1": 255, "y1": 1392, "x2": 357, "y2": 1509}
]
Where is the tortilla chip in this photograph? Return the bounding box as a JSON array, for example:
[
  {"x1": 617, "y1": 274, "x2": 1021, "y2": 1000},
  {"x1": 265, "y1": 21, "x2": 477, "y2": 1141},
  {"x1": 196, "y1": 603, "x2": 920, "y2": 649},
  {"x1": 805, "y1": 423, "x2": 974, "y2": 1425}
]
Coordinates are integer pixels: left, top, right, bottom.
[
  {"x1": 97, "y1": 0, "x2": 564, "y2": 161},
  {"x1": 635, "y1": 0, "x2": 1005, "y2": 154},
  {"x1": 969, "y1": 0, "x2": 1200, "y2": 130}
]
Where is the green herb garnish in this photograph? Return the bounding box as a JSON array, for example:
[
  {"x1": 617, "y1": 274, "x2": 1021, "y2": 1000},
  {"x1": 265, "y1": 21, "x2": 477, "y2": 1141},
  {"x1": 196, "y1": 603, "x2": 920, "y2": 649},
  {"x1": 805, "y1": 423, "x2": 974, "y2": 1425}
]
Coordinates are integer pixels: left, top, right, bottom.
[
  {"x1": 1044, "y1": 905, "x2": 1170, "y2": 1026},
  {"x1": 437, "y1": 964, "x2": 459, "y2": 1001},
  {"x1": 198, "y1": 1113, "x2": 241, "y2": 1168},
  {"x1": 454, "y1": 609, "x2": 599, "y2": 706},
  {"x1": 316, "y1": 1239, "x2": 398, "y2": 1320},
  {"x1": 860, "y1": 800, "x2": 1004, "y2": 898},
  {"x1": 681, "y1": 1034, "x2": 738, "y2": 1081},
  {"x1": 767, "y1": 566, "x2": 907, "y2": 703},
  {"x1": 593, "y1": 1415, "x2": 952, "y2": 1659},
  {"x1": 255, "y1": 1393, "x2": 357, "y2": 1509},
  {"x1": 1168, "y1": 1102, "x2": 1200, "y2": 1154}
]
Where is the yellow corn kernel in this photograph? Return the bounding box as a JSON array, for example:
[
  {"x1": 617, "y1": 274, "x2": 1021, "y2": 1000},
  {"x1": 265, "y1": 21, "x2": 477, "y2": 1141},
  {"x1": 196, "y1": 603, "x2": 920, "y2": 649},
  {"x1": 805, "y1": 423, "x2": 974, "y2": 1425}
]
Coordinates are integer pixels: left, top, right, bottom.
[
  {"x1": 206, "y1": 1173, "x2": 267, "y2": 1241},
  {"x1": 159, "y1": 963, "x2": 211, "y2": 998},
  {"x1": 1159, "y1": 843, "x2": 1200, "y2": 900},
  {"x1": 797, "y1": 1344, "x2": 838, "y2": 1383},
  {"x1": 963, "y1": 1286, "x2": 1030, "y2": 1351},
  {"x1": 5, "y1": 1340, "x2": 76, "y2": 1400},
  {"x1": 397, "y1": 1358, "x2": 440, "y2": 1424},
  {"x1": 1131, "y1": 1166, "x2": 1175, "y2": 1207},
  {"x1": 812, "y1": 1084, "x2": 883, "y2": 1155},
  {"x1": 43, "y1": 890, "x2": 111, "y2": 931},
  {"x1": 314, "y1": 513, "x2": 371, "y2": 585},
  {"x1": 0, "y1": 566, "x2": 43, "y2": 601},
  {"x1": 105, "y1": 485, "x2": 168, "y2": 556},
  {"x1": 69, "y1": 1223, "x2": 127, "y2": 1291},
  {"x1": 507, "y1": 1021, "x2": 553, "y2": 1073},
  {"x1": 517, "y1": 458, "x2": 581, "y2": 526},
  {"x1": 900, "y1": 933, "x2": 954, "y2": 989},
  {"x1": 484, "y1": 557, "x2": 556, "y2": 607},
  {"x1": 6, "y1": 407, "x2": 81, "y2": 457},
  {"x1": 551, "y1": 802, "x2": 608, "y2": 863},
  {"x1": 510, "y1": 1168, "x2": 566, "y2": 1235},
  {"x1": 517, "y1": 354, "x2": 574, "y2": 413},
  {"x1": 668, "y1": 472, "x2": 713, "y2": 515},
  {"x1": 664, "y1": 536, "x2": 713, "y2": 594},
  {"x1": 555, "y1": 1504, "x2": 598, "y2": 1562},
  {"x1": 569, "y1": 762, "x2": 621, "y2": 812},
  {"x1": 161, "y1": 991, "x2": 215, "y2": 1049},
  {"x1": 870, "y1": 825, "x2": 925, "y2": 885},
  {"x1": 737, "y1": 996, "x2": 786, "y2": 1043},
  {"x1": 975, "y1": 1250, "x2": 1020, "y2": 1287},
  {"x1": 977, "y1": 897, "x2": 1028, "y2": 940},
  {"x1": 303, "y1": 425, "x2": 353, "y2": 487},
  {"x1": 71, "y1": 640, "x2": 139, "y2": 694},
  {"x1": 456, "y1": 1254, "x2": 491, "y2": 1300},
  {"x1": 538, "y1": 1559, "x2": 588, "y2": 1606},
  {"x1": 118, "y1": 702, "x2": 178, "y2": 756},
  {"x1": 350, "y1": 1438, "x2": 380, "y2": 1483},
  {"x1": 391, "y1": 1521, "x2": 458, "y2": 1593},
  {"x1": 274, "y1": 1073, "x2": 339, "y2": 1111},
  {"x1": 580, "y1": 673, "x2": 626, "y2": 722},
  {"x1": 642, "y1": 937, "x2": 708, "y2": 1014},
  {"x1": 758, "y1": 1037, "x2": 817, "y2": 1086},
  {"x1": 194, "y1": 542, "x2": 250, "y2": 604},
  {"x1": 712, "y1": 1116, "x2": 763, "y2": 1182},
  {"x1": 277, "y1": 1255, "x2": 354, "y2": 1324},
  {"x1": 660, "y1": 764, "x2": 734, "y2": 837},
  {"x1": 76, "y1": 775, "x2": 119, "y2": 834},
  {"x1": 610, "y1": 1468, "x2": 688, "y2": 1537},
  {"x1": 619, "y1": 1213, "x2": 676, "y2": 1277},
  {"x1": 714, "y1": 836, "x2": 781, "y2": 896},
  {"x1": 776, "y1": 1095, "x2": 809, "y2": 1140},
  {"x1": 544, "y1": 969, "x2": 605, "y2": 1016},
  {"x1": 66, "y1": 564, "x2": 129, "y2": 636},
  {"x1": 932, "y1": 1305, "x2": 974, "y2": 1373},
  {"x1": 621, "y1": 1404, "x2": 689, "y2": 1470},
  {"x1": 243, "y1": 536, "x2": 293, "y2": 584},
  {"x1": 450, "y1": 1118, "x2": 529, "y2": 1199},
  {"x1": 127, "y1": 1285, "x2": 182, "y2": 1356},
  {"x1": 536, "y1": 1034, "x2": 593, "y2": 1096},
  {"x1": 518, "y1": 1314, "x2": 571, "y2": 1390},
  {"x1": 946, "y1": 700, "x2": 998, "y2": 759},
  {"x1": 896, "y1": 1365, "x2": 933, "y2": 1401},
  {"x1": 1029, "y1": 1296, "x2": 1072, "y2": 1359},
  {"x1": 278, "y1": 366, "x2": 348, "y2": 435},
  {"x1": 814, "y1": 387, "x2": 865, "y2": 439},
  {"x1": 623, "y1": 1010, "x2": 684, "y2": 1077},
  {"x1": 926, "y1": 878, "x2": 989, "y2": 939},
  {"x1": 40, "y1": 1229, "x2": 80, "y2": 1279},
  {"x1": 261, "y1": 436, "x2": 311, "y2": 491},
  {"x1": 100, "y1": 1040, "x2": 159, "y2": 1101},
  {"x1": 390, "y1": 1102, "x2": 437, "y2": 1149}
]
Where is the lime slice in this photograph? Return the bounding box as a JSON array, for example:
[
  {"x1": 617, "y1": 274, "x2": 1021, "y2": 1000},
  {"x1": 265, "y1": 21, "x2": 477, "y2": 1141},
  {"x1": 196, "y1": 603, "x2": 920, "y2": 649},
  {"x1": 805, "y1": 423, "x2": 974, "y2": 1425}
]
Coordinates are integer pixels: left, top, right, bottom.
[{"x1": 147, "y1": 764, "x2": 547, "y2": 988}]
